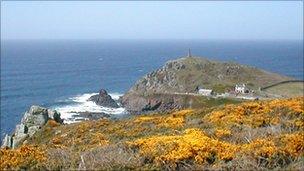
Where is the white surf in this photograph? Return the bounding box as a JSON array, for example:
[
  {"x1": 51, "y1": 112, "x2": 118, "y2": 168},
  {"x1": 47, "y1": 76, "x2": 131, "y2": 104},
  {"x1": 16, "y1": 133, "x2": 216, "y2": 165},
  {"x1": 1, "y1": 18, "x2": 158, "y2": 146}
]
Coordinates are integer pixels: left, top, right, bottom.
[{"x1": 51, "y1": 92, "x2": 126, "y2": 124}]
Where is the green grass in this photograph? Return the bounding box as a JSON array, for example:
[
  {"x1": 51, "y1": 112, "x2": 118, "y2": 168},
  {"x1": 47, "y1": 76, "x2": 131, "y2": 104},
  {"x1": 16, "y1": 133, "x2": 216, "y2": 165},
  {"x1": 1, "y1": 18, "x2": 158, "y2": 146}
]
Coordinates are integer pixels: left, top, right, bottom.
[
  {"x1": 147, "y1": 93, "x2": 242, "y2": 109},
  {"x1": 212, "y1": 84, "x2": 234, "y2": 93},
  {"x1": 263, "y1": 82, "x2": 304, "y2": 97}
]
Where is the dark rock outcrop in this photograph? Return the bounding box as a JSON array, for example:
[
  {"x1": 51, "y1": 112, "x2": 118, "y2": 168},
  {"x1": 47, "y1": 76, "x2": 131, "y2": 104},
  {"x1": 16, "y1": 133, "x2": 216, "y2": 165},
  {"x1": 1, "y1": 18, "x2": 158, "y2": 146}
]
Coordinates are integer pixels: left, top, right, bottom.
[
  {"x1": 89, "y1": 89, "x2": 119, "y2": 108},
  {"x1": 1, "y1": 106, "x2": 63, "y2": 149},
  {"x1": 120, "y1": 94, "x2": 187, "y2": 114}
]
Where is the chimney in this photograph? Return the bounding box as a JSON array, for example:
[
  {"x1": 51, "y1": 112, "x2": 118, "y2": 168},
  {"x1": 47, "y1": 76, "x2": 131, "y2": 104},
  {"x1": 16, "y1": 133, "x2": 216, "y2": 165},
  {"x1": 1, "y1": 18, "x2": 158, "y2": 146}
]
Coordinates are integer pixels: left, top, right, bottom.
[{"x1": 187, "y1": 48, "x2": 192, "y2": 57}]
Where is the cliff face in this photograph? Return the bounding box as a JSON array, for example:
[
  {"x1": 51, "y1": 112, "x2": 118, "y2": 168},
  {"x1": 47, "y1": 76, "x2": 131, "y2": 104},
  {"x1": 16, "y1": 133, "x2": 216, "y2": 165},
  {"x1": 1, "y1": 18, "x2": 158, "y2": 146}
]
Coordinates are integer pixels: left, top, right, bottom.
[
  {"x1": 1, "y1": 106, "x2": 63, "y2": 149},
  {"x1": 121, "y1": 94, "x2": 191, "y2": 114},
  {"x1": 121, "y1": 57, "x2": 292, "y2": 113}
]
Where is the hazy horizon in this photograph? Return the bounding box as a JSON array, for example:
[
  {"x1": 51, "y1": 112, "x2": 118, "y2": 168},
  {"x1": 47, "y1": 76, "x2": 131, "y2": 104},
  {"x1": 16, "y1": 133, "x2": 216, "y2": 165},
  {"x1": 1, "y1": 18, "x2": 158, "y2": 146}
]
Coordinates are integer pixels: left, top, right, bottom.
[
  {"x1": 1, "y1": 1, "x2": 303, "y2": 40},
  {"x1": 2, "y1": 38, "x2": 303, "y2": 41}
]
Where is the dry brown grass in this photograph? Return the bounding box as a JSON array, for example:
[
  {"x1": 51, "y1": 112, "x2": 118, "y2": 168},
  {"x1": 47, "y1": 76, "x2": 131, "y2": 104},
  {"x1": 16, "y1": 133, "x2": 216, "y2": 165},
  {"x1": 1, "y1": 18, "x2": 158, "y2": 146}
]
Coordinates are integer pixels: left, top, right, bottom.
[{"x1": 78, "y1": 144, "x2": 142, "y2": 170}]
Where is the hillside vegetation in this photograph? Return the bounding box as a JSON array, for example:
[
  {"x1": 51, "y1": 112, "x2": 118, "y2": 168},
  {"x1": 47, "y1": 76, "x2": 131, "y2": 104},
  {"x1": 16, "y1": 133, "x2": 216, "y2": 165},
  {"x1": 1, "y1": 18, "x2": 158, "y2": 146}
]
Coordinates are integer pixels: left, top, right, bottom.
[
  {"x1": 125, "y1": 57, "x2": 291, "y2": 95},
  {"x1": 262, "y1": 81, "x2": 304, "y2": 98},
  {"x1": 121, "y1": 57, "x2": 292, "y2": 113},
  {"x1": 1, "y1": 97, "x2": 303, "y2": 170}
]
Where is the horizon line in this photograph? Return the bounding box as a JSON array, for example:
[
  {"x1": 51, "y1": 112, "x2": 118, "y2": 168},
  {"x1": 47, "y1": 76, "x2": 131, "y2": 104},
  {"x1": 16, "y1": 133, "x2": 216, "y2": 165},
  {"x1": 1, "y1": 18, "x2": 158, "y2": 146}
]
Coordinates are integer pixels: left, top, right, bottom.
[{"x1": 1, "y1": 38, "x2": 303, "y2": 41}]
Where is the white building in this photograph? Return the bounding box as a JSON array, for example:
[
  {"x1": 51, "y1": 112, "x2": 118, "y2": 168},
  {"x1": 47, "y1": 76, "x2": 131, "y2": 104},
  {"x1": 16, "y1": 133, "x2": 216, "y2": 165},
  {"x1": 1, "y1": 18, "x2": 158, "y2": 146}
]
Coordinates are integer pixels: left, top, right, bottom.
[
  {"x1": 235, "y1": 84, "x2": 249, "y2": 94},
  {"x1": 198, "y1": 88, "x2": 214, "y2": 96}
]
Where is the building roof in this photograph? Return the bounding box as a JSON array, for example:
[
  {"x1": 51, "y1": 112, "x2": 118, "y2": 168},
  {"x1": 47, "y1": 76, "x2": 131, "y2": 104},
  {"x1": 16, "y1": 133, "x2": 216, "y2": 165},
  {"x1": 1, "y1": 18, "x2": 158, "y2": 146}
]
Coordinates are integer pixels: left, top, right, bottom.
[{"x1": 199, "y1": 89, "x2": 213, "y2": 92}]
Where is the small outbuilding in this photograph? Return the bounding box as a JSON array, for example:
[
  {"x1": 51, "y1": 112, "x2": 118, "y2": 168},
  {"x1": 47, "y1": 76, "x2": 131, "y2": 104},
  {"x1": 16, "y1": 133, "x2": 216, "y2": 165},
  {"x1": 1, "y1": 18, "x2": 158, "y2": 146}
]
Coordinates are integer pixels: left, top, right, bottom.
[{"x1": 198, "y1": 88, "x2": 214, "y2": 96}]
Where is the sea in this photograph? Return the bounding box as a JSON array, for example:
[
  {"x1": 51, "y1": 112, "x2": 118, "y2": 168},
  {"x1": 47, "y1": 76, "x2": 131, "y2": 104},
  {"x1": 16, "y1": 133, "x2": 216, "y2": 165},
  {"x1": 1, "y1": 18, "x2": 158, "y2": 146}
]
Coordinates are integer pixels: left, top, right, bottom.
[{"x1": 1, "y1": 39, "x2": 303, "y2": 139}]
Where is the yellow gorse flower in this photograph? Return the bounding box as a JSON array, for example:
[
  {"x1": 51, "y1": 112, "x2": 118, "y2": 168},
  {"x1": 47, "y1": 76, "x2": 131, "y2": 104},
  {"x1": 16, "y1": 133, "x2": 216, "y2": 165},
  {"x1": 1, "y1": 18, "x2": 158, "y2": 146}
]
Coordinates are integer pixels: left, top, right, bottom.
[
  {"x1": 0, "y1": 145, "x2": 46, "y2": 170},
  {"x1": 205, "y1": 97, "x2": 304, "y2": 128},
  {"x1": 128, "y1": 128, "x2": 239, "y2": 166}
]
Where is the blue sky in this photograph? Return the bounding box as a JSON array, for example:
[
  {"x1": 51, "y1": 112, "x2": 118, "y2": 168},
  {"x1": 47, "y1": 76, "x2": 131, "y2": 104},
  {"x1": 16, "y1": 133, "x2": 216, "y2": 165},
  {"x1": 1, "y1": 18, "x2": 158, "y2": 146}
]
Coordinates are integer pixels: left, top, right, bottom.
[{"x1": 1, "y1": 1, "x2": 303, "y2": 40}]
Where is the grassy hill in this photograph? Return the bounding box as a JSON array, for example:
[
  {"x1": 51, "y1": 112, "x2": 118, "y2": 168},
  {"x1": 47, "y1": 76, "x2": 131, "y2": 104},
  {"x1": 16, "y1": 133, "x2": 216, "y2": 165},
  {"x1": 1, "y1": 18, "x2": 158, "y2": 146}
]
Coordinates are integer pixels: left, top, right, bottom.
[
  {"x1": 126, "y1": 56, "x2": 292, "y2": 95},
  {"x1": 262, "y1": 81, "x2": 304, "y2": 98},
  {"x1": 121, "y1": 56, "x2": 293, "y2": 113},
  {"x1": 1, "y1": 97, "x2": 303, "y2": 170}
]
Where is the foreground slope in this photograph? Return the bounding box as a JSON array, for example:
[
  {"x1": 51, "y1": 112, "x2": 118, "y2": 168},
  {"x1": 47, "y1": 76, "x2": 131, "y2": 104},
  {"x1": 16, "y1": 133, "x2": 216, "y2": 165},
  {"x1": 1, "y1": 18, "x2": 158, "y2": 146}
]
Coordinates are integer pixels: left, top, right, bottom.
[{"x1": 1, "y1": 97, "x2": 303, "y2": 170}]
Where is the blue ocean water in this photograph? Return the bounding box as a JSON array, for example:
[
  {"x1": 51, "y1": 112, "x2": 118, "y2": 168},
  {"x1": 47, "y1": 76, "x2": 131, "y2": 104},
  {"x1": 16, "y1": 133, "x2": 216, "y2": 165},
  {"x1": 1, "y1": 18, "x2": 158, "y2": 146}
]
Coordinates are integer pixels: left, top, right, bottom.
[{"x1": 1, "y1": 39, "x2": 303, "y2": 138}]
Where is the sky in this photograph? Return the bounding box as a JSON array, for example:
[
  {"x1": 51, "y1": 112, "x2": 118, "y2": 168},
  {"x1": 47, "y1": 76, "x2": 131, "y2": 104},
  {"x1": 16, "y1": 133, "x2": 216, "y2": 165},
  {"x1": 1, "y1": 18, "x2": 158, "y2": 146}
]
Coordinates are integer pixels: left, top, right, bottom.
[{"x1": 1, "y1": 1, "x2": 303, "y2": 40}]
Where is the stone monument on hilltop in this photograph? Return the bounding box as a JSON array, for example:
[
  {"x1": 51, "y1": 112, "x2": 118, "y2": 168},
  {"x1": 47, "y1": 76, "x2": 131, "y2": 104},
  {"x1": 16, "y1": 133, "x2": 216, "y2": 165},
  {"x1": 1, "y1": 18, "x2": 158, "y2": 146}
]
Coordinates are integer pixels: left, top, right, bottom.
[{"x1": 187, "y1": 48, "x2": 192, "y2": 58}]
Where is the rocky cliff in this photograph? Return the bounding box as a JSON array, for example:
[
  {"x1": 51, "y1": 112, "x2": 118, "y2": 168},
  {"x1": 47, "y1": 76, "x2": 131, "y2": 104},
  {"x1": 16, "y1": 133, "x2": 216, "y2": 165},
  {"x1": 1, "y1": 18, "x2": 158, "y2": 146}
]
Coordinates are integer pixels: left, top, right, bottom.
[
  {"x1": 121, "y1": 56, "x2": 292, "y2": 113},
  {"x1": 2, "y1": 106, "x2": 63, "y2": 149}
]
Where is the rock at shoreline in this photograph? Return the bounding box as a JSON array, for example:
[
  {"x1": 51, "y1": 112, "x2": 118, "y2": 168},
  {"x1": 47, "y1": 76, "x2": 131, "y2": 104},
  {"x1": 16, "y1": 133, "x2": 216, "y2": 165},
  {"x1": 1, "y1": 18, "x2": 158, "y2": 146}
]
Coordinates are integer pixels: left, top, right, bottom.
[
  {"x1": 121, "y1": 94, "x2": 185, "y2": 114},
  {"x1": 1, "y1": 135, "x2": 12, "y2": 148},
  {"x1": 1, "y1": 106, "x2": 63, "y2": 149},
  {"x1": 89, "y1": 89, "x2": 119, "y2": 108}
]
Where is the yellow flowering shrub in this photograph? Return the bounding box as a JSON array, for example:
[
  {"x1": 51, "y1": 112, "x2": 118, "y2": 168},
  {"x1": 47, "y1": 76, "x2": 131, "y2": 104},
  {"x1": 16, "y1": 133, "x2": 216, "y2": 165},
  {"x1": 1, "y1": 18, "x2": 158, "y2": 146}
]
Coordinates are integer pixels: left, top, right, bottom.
[
  {"x1": 128, "y1": 126, "x2": 304, "y2": 168},
  {"x1": 242, "y1": 139, "x2": 277, "y2": 157},
  {"x1": 215, "y1": 129, "x2": 232, "y2": 138},
  {"x1": 205, "y1": 97, "x2": 304, "y2": 128},
  {"x1": 280, "y1": 132, "x2": 304, "y2": 157},
  {"x1": 170, "y1": 109, "x2": 194, "y2": 117},
  {"x1": 3, "y1": 97, "x2": 303, "y2": 170},
  {"x1": 133, "y1": 116, "x2": 154, "y2": 123},
  {"x1": 128, "y1": 128, "x2": 239, "y2": 167},
  {"x1": 0, "y1": 145, "x2": 46, "y2": 170},
  {"x1": 269, "y1": 98, "x2": 304, "y2": 114},
  {"x1": 158, "y1": 116, "x2": 185, "y2": 128},
  {"x1": 50, "y1": 132, "x2": 109, "y2": 150},
  {"x1": 46, "y1": 119, "x2": 60, "y2": 127},
  {"x1": 133, "y1": 110, "x2": 192, "y2": 129},
  {"x1": 45, "y1": 119, "x2": 110, "y2": 150}
]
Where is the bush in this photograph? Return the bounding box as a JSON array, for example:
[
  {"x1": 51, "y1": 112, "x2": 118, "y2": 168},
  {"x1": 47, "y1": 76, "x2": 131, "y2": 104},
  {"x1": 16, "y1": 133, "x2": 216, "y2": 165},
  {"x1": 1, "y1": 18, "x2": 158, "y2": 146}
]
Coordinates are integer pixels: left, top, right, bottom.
[{"x1": 0, "y1": 145, "x2": 46, "y2": 170}]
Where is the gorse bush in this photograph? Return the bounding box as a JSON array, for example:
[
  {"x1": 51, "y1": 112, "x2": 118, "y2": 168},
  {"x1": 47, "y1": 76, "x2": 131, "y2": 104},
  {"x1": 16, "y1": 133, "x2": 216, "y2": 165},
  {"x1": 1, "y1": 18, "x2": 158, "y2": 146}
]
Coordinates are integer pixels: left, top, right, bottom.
[
  {"x1": 127, "y1": 128, "x2": 239, "y2": 167},
  {"x1": 1, "y1": 97, "x2": 303, "y2": 170},
  {"x1": 214, "y1": 128, "x2": 232, "y2": 138},
  {"x1": 133, "y1": 109, "x2": 193, "y2": 129},
  {"x1": 128, "y1": 129, "x2": 303, "y2": 169},
  {"x1": 0, "y1": 145, "x2": 46, "y2": 170},
  {"x1": 47, "y1": 119, "x2": 60, "y2": 127},
  {"x1": 205, "y1": 97, "x2": 303, "y2": 128}
]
